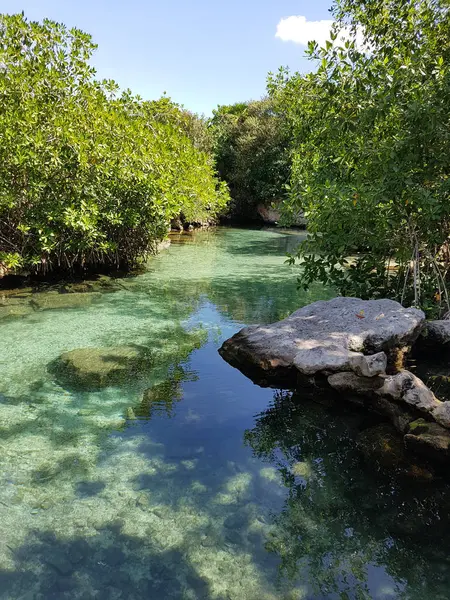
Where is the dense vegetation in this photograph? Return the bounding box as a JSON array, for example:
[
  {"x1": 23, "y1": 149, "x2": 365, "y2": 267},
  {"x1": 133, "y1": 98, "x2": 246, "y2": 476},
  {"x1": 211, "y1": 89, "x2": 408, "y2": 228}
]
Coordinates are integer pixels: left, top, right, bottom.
[
  {"x1": 210, "y1": 99, "x2": 291, "y2": 221},
  {"x1": 270, "y1": 0, "x2": 450, "y2": 315},
  {"x1": 0, "y1": 14, "x2": 228, "y2": 276},
  {"x1": 2, "y1": 2, "x2": 449, "y2": 316}
]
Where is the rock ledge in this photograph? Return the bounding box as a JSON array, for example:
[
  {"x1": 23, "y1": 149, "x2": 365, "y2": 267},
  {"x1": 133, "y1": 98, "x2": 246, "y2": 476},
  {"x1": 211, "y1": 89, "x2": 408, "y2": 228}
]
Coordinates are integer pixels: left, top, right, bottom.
[{"x1": 218, "y1": 297, "x2": 450, "y2": 465}]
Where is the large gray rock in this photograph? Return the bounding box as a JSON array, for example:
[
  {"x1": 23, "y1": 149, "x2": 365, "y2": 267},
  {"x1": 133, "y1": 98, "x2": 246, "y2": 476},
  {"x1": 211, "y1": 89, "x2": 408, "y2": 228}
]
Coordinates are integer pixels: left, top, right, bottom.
[
  {"x1": 219, "y1": 298, "x2": 425, "y2": 382},
  {"x1": 431, "y1": 401, "x2": 450, "y2": 429},
  {"x1": 256, "y1": 202, "x2": 306, "y2": 227}
]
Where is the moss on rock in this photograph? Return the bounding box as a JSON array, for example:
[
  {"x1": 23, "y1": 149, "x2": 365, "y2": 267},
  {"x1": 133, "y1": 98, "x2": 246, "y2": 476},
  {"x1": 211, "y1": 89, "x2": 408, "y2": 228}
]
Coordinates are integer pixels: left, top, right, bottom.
[{"x1": 54, "y1": 345, "x2": 151, "y2": 389}]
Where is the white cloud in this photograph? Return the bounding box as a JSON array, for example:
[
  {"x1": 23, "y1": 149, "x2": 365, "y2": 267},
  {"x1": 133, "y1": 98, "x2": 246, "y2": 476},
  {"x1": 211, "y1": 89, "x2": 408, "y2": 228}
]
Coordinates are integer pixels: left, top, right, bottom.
[
  {"x1": 276, "y1": 15, "x2": 367, "y2": 50},
  {"x1": 276, "y1": 15, "x2": 334, "y2": 47}
]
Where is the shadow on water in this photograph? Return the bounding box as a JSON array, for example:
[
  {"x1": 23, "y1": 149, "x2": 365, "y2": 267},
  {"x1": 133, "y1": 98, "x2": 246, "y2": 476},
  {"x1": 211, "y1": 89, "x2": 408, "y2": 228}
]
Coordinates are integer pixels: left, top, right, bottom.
[
  {"x1": 3, "y1": 370, "x2": 450, "y2": 598},
  {"x1": 3, "y1": 228, "x2": 450, "y2": 599},
  {"x1": 2, "y1": 527, "x2": 219, "y2": 600}
]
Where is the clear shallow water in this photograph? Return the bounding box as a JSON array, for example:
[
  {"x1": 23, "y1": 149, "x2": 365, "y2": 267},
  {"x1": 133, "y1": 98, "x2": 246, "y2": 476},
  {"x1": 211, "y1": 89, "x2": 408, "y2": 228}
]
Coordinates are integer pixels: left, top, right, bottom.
[{"x1": 0, "y1": 227, "x2": 450, "y2": 600}]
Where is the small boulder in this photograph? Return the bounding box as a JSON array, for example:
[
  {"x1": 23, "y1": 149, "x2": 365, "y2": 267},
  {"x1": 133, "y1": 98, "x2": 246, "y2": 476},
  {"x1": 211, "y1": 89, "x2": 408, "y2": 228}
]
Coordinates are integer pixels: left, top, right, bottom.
[
  {"x1": 54, "y1": 345, "x2": 149, "y2": 388},
  {"x1": 327, "y1": 371, "x2": 384, "y2": 396},
  {"x1": 328, "y1": 370, "x2": 440, "y2": 415},
  {"x1": 405, "y1": 419, "x2": 450, "y2": 462},
  {"x1": 381, "y1": 371, "x2": 439, "y2": 413},
  {"x1": 432, "y1": 401, "x2": 450, "y2": 429}
]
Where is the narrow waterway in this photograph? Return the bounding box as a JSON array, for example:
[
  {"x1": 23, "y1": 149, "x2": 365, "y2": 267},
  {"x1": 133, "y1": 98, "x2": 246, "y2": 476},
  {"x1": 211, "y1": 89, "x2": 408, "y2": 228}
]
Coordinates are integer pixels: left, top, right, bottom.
[{"x1": 0, "y1": 227, "x2": 449, "y2": 600}]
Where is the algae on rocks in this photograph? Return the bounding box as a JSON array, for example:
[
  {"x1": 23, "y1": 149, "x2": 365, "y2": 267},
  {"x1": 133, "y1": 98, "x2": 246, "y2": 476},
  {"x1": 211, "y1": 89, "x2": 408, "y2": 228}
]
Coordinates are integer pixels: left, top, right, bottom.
[{"x1": 53, "y1": 345, "x2": 151, "y2": 389}]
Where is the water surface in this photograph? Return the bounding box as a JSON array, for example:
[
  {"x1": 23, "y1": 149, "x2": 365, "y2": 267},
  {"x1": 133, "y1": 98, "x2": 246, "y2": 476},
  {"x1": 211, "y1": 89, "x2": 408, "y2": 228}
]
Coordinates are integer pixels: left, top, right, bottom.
[{"x1": 0, "y1": 227, "x2": 450, "y2": 600}]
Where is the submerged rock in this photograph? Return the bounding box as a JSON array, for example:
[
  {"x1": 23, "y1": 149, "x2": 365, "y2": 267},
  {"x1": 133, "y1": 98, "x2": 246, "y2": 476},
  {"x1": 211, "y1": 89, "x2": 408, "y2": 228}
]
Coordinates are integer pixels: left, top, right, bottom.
[
  {"x1": 357, "y1": 424, "x2": 434, "y2": 480},
  {"x1": 291, "y1": 461, "x2": 312, "y2": 479},
  {"x1": 0, "y1": 303, "x2": 33, "y2": 320},
  {"x1": 54, "y1": 345, "x2": 150, "y2": 388},
  {"x1": 219, "y1": 297, "x2": 424, "y2": 384},
  {"x1": 405, "y1": 419, "x2": 450, "y2": 462},
  {"x1": 357, "y1": 424, "x2": 406, "y2": 469},
  {"x1": 31, "y1": 292, "x2": 101, "y2": 311}
]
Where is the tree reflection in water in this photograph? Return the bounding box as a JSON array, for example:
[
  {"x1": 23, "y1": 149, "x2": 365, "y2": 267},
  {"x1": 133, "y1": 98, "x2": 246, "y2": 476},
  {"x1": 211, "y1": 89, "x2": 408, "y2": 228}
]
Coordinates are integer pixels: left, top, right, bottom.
[{"x1": 244, "y1": 390, "x2": 450, "y2": 599}]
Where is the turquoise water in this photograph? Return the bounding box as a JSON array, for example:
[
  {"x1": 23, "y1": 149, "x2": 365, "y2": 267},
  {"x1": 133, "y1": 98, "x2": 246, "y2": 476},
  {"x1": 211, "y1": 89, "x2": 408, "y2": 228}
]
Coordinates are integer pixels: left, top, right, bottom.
[{"x1": 0, "y1": 227, "x2": 449, "y2": 600}]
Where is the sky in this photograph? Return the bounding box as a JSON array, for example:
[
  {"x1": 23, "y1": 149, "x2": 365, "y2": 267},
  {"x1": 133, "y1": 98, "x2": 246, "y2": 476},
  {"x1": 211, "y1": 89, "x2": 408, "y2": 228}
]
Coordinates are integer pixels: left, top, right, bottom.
[{"x1": 1, "y1": 0, "x2": 336, "y2": 115}]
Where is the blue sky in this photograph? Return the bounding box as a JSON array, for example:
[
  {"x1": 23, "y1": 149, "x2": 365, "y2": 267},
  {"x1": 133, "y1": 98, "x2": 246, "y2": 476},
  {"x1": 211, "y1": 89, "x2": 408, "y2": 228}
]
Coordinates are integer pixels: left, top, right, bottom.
[{"x1": 2, "y1": 0, "x2": 335, "y2": 115}]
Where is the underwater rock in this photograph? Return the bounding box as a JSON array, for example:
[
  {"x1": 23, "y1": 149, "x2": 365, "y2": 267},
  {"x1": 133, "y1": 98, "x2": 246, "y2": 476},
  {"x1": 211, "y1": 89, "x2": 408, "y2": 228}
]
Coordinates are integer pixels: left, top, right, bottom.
[
  {"x1": 291, "y1": 461, "x2": 312, "y2": 479},
  {"x1": 223, "y1": 511, "x2": 247, "y2": 530},
  {"x1": 54, "y1": 345, "x2": 149, "y2": 388},
  {"x1": 356, "y1": 423, "x2": 434, "y2": 480},
  {"x1": 31, "y1": 292, "x2": 101, "y2": 311},
  {"x1": 225, "y1": 529, "x2": 242, "y2": 545},
  {"x1": 405, "y1": 419, "x2": 450, "y2": 462},
  {"x1": 63, "y1": 275, "x2": 125, "y2": 294},
  {"x1": 0, "y1": 303, "x2": 33, "y2": 320},
  {"x1": 45, "y1": 552, "x2": 74, "y2": 575},
  {"x1": 219, "y1": 297, "x2": 424, "y2": 383},
  {"x1": 126, "y1": 407, "x2": 137, "y2": 420},
  {"x1": 357, "y1": 424, "x2": 406, "y2": 468}
]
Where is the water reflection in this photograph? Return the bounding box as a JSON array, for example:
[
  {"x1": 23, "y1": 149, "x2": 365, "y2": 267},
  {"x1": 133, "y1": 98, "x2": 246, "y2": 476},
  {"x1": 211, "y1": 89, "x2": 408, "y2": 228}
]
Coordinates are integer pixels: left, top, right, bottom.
[
  {"x1": 0, "y1": 227, "x2": 322, "y2": 600},
  {"x1": 245, "y1": 390, "x2": 450, "y2": 599},
  {"x1": 2, "y1": 227, "x2": 449, "y2": 599}
]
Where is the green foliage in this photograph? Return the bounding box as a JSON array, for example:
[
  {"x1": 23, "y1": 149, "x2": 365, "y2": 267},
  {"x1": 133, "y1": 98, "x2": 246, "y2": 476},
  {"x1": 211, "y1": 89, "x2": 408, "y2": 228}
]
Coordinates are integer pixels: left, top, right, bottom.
[
  {"x1": 210, "y1": 98, "x2": 291, "y2": 220},
  {"x1": 270, "y1": 0, "x2": 450, "y2": 315},
  {"x1": 145, "y1": 96, "x2": 215, "y2": 156},
  {"x1": 0, "y1": 13, "x2": 228, "y2": 275}
]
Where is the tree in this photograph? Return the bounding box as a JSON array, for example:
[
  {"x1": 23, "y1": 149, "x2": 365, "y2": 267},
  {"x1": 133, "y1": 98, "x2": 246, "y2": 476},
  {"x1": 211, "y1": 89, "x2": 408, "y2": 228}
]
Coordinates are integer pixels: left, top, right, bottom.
[
  {"x1": 210, "y1": 98, "x2": 291, "y2": 221},
  {"x1": 270, "y1": 0, "x2": 450, "y2": 315},
  {"x1": 0, "y1": 14, "x2": 228, "y2": 276}
]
